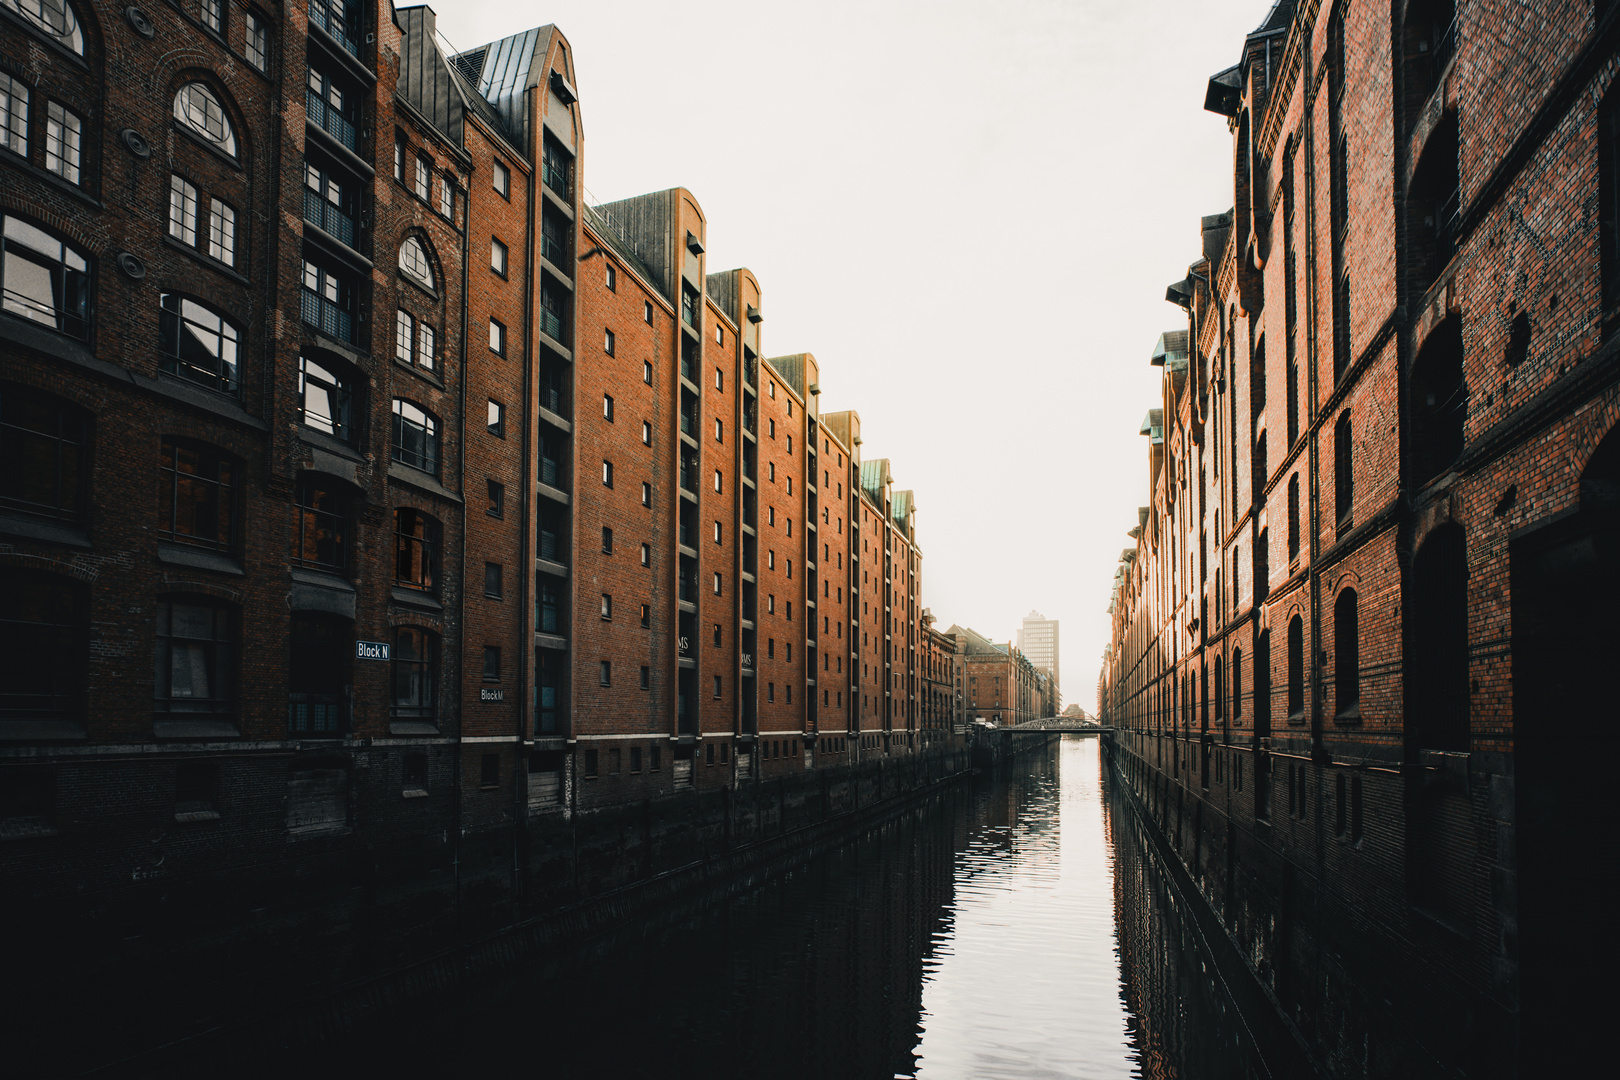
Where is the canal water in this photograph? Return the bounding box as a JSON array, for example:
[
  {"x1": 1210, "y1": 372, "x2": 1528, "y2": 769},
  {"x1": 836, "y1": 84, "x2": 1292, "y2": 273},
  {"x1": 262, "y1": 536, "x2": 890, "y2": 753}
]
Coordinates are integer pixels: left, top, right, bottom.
[{"x1": 334, "y1": 736, "x2": 1269, "y2": 1078}]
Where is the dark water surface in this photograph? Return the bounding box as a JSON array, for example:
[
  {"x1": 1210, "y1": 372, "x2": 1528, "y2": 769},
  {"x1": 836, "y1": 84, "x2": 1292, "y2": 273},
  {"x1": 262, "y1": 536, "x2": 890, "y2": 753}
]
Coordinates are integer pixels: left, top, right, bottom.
[{"x1": 335, "y1": 737, "x2": 1267, "y2": 1079}]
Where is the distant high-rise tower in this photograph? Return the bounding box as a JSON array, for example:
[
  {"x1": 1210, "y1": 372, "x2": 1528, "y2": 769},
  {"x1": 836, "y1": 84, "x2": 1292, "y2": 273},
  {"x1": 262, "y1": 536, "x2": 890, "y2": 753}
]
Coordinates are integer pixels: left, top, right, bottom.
[{"x1": 1018, "y1": 610, "x2": 1059, "y2": 693}]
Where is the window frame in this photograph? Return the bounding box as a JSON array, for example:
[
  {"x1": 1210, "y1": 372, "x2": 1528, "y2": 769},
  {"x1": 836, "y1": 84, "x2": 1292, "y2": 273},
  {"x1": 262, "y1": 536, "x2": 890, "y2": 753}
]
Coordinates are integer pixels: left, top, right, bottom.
[
  {"x1": 0, "y1": 383, "x2": 87, "y2": 523},
  {"x1": 159, "y1": 292, "x2": 241, "y2": 396},
  {"x1": 298, "y1": 353, "x2": 355, "y2": 443},
  {"x1": 154, "y1": 595, "x2": 236, "y2": 726},
  {"x1": 391, "y1": 625, "x2": 440, "y2": 722},
  {"x1": 158, "y1": 437, "x2": 237, "y2": 552},
  {"x1": 390, "y1": 398, "x2": 440, "y2": 476},
  {"x1": 173, "y1": 81, "x2": 238, "y2": 158},
  {"x1": 293, "y1": 474, "x2": 351, "y2": 574}
]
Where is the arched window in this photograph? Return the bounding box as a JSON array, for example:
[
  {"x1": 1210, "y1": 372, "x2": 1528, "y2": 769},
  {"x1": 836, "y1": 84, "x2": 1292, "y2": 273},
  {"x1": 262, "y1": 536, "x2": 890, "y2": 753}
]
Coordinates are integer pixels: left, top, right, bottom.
[
  {"x1": 393, "y1": 507, "x2": 440, "y2": 593},
  {"x1": 154, "y1": 596, "x2": 235, "y2": 726},
  {"x1": 173, "y1": 82, "x2": 237, "y2": 157},
  {"x1": 1, "y1": 383, "x2": 87, "y2": 522},
  {"x1": 391, "y1": 398, "x2": 438, "y2": 475},
  {"x1": 159, "y1": 438, "x2": 236, "y2": 551},
  {"x1": 1335, "y1": 588, "x2": 1360, "y2": 719},
  {"x1": 1232, "y1": 647, "x2": 1243, "y2": 720},
  {"x1": 1287, "y1": 615, "x2": 1305, "y2": 722},
  {"x1": 2, "y1": 0, "x2": 84, "y2": 53},
  {"x1": 294, "y1": 476, "x2": 350, "y2": 573},
  {"x1": 2, "y1": 213, "x2": 90, "y2": 339},
  {"x1": 1214, "y1": 655, "x2": 1225, "y2": 722},
  {"x1": 1335, "y1": 410, "x2": 1354, "y2": 530},
  {"x1": 1411, "y1": 319, "x2": 1466, "y2": 485},
  {"x1": 392, "y1": 626, "x2": 439, "y2": 721},
  {"x1": 298, "y1": 353, "x2": 355, "y2": 442},
  {"x1": 398, "y1": 235, "x2": 435, "y2": 291},
  {"x1": 159, "y1": 293, "x2": 240, "y2": 394}
]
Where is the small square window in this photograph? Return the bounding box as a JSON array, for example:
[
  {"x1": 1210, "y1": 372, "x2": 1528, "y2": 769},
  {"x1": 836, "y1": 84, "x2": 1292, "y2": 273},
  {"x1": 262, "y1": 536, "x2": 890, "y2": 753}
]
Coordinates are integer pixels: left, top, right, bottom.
[
  {"x1": 600, "y1": 661, "x2": 611, "y2": 686},
  {"x1": 403, "y1": 753, "x2": 427, "y2": 791},
  {"x1": 483, "y1": 646, "x2": 501, "y2": 682},
  {"x1": 606, "y1": 264, "x2": 617, "y2": 291},
  {"x1": 487, "y1": 480, "x2": 504, "y2": 518},
  {"x1": 640, "y1": 666, "x2": 650, "y2": 690},
  {"x1": 488, "y1": 400, "x2": 505, "y2": 437},
  {"x1": 769, "y1": 462, "x2": 776, "y2": 482},
  {"x1": 769, "y1": 418, "x2": 776, "y2": 438},
  {"x1": 768, "y1": 381, "x2": 776, "y2": 399},
  {"x1": 601, "y1": 593, "x2": 612, "y2": 619},
  {"x1": 641, "y1": 482, "x2": 651, "y2": 506},
  {"x1": 492, "y1": 159, "x2": 510, "y2": 198},
  {"x1": 643, "y1": 360, "x2": 653, "y2": 384},
  {"x1": 603, "y1": 393, "x2": 615, "y2": 420},
  {"x1": 489, "y1": 318, "x2": 505, "y2": 355},
  {"x1": 715, "y1": 324, "x2": 723, "y2": 346},
  {"x1": 639, "y1": 603, "x2": 650, "y2": 628},
  {"x1": 640, "y1": 543, "x2": 651, "y2": 567},
  {"x1": 768, "y1": 594, "x2": 775, "y2": 614},
  {"x1": 768, "y1": 683, "x2": 776, "y2": 703},
  {"x1": 491, "y1": 237, "x2": 507, "y2": 276},
  {"x1": 480, "y1": 753, "x2": 500, "y2": 788},
  {"x1": 643, "y1": 301, "x2": 653, "y2": 324},
  {"x1": 602, "y1": 461, "x2": 613, "y2": 487},
  {"x1": 602, "y1": 526, "x2": 613, "y2": 553},
  {"x1": 484, "y1": 562, "x2": 503, "y2": 598},
  {"x1": 641, "y1": 421, "x2": 652, "y2": 446},
  {"x1": 604, "y1": 329, "x2": 616, "y2": 356}
]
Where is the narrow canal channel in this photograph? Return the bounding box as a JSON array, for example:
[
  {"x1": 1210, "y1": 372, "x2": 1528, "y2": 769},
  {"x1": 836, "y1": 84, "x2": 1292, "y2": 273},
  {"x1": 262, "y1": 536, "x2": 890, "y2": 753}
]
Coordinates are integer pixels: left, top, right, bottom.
[{"x1": 327, "y1": 737, "x2": 1270, "y2": 1078}]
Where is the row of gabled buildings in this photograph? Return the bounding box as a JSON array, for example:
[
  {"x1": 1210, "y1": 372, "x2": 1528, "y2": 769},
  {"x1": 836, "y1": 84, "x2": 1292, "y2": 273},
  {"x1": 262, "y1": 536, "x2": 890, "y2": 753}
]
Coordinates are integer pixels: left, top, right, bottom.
[
  {"x1": 1099, "y1": 1, "x2": 1616, "y2": 1076},
  {"x1": 0, "y1": 0, "x2": 1002, "y2": 1026}
]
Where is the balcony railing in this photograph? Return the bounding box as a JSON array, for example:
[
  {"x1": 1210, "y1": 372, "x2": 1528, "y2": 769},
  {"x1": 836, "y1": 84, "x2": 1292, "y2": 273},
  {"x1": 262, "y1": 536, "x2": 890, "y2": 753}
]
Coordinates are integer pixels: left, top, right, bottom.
[
  {"x1": 540, "y1": 303, "x2": 567, "y2": 345},
  {"x1": 540, "y1": 456, "x2": 562, "y2": 489},
  {"x1": 539, "y1": 529, "x2": 562, "y2": 563},
  {"x1": 310, "y1": 0, "x2": 360, "y2": 56},
  {"x1": 1433, "y1": 16, "x2": 1458, "y2": 75},
  {"x1": 301, "y1": 288, "x2": 353, "y2": 342},
  {"x1": 289, "y1": 693, "x2": 345, "y2": 734},
  {"x1": 306, "y1": 89, "x2": 356, "y2": 152},
  {"x1": 743, "y1": 352, "x2": 757, "y2": 386},
  {"x1": 542, "y1": 227, "x2": 568, "y2": 267},
  {"x1": 303, "y1": 190, "x2": 356, "y2": 247},
  {"x1": 543, "y1": 156, "x2": 570, "y2": 200}
]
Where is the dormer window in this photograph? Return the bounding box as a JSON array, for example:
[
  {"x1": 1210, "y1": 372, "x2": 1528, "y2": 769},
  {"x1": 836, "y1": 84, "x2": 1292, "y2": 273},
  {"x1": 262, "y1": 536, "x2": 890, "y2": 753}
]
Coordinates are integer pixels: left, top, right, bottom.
[
  {"x1": 2, "y1": 0, "x2": 84, "y2": 54},
  {"x1": 173, "y1": 83, "x2": 237, "y2": 158}
]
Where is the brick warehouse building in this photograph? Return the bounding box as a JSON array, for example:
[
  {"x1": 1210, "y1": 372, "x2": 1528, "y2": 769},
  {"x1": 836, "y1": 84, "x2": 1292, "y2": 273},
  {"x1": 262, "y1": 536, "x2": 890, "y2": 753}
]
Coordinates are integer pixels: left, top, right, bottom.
[
  {"x1": 0, "y1": 1, "x2": 966, "y2": 1065},
  {"x1": 1099, "y1": 2, "x2": 1619, "y2": 1076}
]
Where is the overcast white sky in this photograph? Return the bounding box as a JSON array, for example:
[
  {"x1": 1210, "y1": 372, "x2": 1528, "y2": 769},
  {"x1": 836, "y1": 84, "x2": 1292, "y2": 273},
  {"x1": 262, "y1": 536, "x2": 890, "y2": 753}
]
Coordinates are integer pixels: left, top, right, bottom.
[{"x1": 436, "y1": 0, "x2": 1274, "y2": 712}]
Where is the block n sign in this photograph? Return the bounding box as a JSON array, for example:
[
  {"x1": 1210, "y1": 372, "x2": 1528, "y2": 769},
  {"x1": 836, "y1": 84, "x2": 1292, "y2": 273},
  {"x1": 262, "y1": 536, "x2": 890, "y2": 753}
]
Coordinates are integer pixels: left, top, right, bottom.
[{"x1": 356, "y1": 640, "x2": 391, "y2": 661}]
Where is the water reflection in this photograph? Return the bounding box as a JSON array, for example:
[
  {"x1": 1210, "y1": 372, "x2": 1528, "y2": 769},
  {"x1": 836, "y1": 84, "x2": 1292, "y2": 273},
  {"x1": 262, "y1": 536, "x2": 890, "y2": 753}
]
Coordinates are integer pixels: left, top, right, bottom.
[{"x1": 314, "y1": 738, "x2": 1267, "y2": 1079}]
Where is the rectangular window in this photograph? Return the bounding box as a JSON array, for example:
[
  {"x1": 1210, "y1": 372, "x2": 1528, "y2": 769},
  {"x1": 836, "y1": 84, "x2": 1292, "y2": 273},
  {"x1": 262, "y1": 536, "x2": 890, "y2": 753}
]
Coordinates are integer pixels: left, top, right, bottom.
[
  {"x1": 245, "y1": 12, "x2": 268, "y2": 69},
  {"x1": 602, "y1": 461, "x2": 613, "y2": 487},
  {"x1": 713, "y1": 572, "x2": 722, "y2": 595},
  {"x1": 489, "y1": 318, "x2": 505, "y2": 355},
  {"x1": 394, "y1": 135, "x2": 404, "y2": 182},
  {"x1": 603, "y1": 393, "x2": 614, "y2": 420},
  {"x1": 395, "y1": 309, "x2": 414, "y2": 364},
  {"x1": 713, "y1": 521, "x2": 722, "y2": 544},
  {"x1": 713, "y1": 675, "x2": 722, "y2": 698},
  {"x1": 641, "y1": 482, "x2": 651, "y2": 506},
  {"x1": 487, "y1": 480, "x2": 504, "y2": 518},
  {"x1": 639, "y1": 667, "x2": 650, "y2": 690},
  {"x1": 417, "y1": 322, "x2": 435, "y2": 371},
  {"x1": 201, "y1": 0, "x2": 223, "y2": 32},
  {"x1": 415, "y1": 156, "x2": 430, "y2": 200},
  {"x1": 643, "y1": 300, "x2": 653, "y2": 324},
  {"x1": 715, "y1": 419, "x2": 723, "y2": 442},
  {"x1": 491, "y1": 237, "x2": 507, "y2": 276},
  {"x1": 0, "y1": 74, "x2": 28, "y2": 156},
  {"x1": 208, "y1": 199, "x2": 237, "y2": 265},
  {"x1": 641, "y1": 421, "x2": 652, "y2": 446},
  {"x1": 640, "y1": 603, "x2": 650, "y2": 627},
  {"x1": 487, "y1": 400, "x2": 504, "y2": 436},
  {"x1": 601, "y1": 593, "x2": 612, "y2": 619},
  {"x1": 484, "y1": 561, "x2": 502, "y2": 598},
  {"x1": 714, "y1": 369, "x2": 723, "y2": 391},
  {"x1": 600, "y1": 661, "x2": 611, "y2": 686},
  {"x1": 169, "y1": 176, "x2": 199, "y2": 246},
  {"x1": 604, "y1": 328, "x2": 615, "y2": 355},
  {"x1": 605, "y1": 264, "x2": 617, "y2": 291},
  {"x1": 640, "y1": 543, "x2": 650, "y2": 566},
  {"x1": 643, "y1": 360, "x2": 653, "y2": 384},
  {"x1": 438, "y1": 175, "x2": 453, "y2": 219},
  {"x1": 713, "y1": 470, "x2": 722, "y2": 493},
  {"x1": 480, "y1": 753, "x2": 499, "y2": 787},
  {"x1": 44, "y1": 102, "x2": 81, "y2": 184},
  {"x1": 160, "y1": 440, "x2": 236, "y2": 551},
  {"x1": 483, "y1": 646, "x2": 501, "y2": 682},
  {"x1": 602, "y1": 525, "x2": 613, "y2": 553},
  {"x1": 492, "y1": 159, "x2": 510, "y2": 198}
]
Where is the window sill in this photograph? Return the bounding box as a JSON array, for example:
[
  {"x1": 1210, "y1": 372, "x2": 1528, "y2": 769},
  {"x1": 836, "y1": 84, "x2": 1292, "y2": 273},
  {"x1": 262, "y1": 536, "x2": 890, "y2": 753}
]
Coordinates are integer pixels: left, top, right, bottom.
[
  {"x1": 393, "y1": 355, "x2": 445, "y2": 391},
  {"x1": 389, "y1": 720, "x2": 439, "y2": 736},
  {"x1": 1286, "y1": 710, "x2": 1307, "y2": 726},
  {"x1": 302, "y1": 325, "x2": 370, "y2": 367},
  {"x1": 172, "y1": 120, "x2": 244, "y2": 172},
  {"x1": 174, "y1": 809, "x2": 221, "y2": 823},
  {"x1": 0, "y1": 510, "x2": 92, "y2": 548},
  {"x1": 296, "y1": 428, "x2": 364, "y2": 486},
  {"x1": 288, "y1": 824, "x2": 352, "y2": 841},
  {"x1": 0, "y1": 720, "x2": 88, "y2": 741},
  {"x1": 145, "y1": 371, "x2": 268, "y2": 430},
  {"x1": 391, "y1": 585, "x2": 442, "y2": 612},
  {"x1": 1333, "y1": 704, "x2": 1362, "y2": 725},
  {"x1": 0, "y1": 149, "x2": 101, "y2": 208},
  {"x1": 157, "y1": 542, "x2": 245, "y2": 576},
  {"x1": 154, "y1": 719, "x2": 241, "y2": 739},
  {"x1": 292, "y1": 570, "x2": 357, "y2": 618},
  {"x1": 160, "y1": 234, "x2": 250, "y2": 284},
  {"x1": 388, "y1": 463, "x2": 461, "y2": 503},
  {"x1": 402, "y1": 787, "x2": 429, "y2": 799}
]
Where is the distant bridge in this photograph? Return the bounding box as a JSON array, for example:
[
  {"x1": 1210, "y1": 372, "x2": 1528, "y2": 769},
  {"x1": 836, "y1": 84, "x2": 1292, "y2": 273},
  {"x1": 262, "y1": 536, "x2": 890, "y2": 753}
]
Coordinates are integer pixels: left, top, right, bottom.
[{"x1": 1004, "y1": 717, "x2": 1114, "y2": 735}]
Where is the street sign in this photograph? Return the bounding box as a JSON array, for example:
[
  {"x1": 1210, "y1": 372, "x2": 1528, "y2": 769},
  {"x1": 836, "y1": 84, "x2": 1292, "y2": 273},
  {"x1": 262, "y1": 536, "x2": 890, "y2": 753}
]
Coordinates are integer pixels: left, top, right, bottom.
[
  {"x1": 355, "y1": 640, "x2": 390, "y2": 661},
  {"x1": 479, "y1": 688, "x2": 505, "y2": 702}
]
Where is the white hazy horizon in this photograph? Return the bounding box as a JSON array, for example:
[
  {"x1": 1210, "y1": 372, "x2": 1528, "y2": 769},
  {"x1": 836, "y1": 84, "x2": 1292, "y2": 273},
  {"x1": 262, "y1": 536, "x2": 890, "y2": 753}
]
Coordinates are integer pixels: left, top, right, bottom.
[{"x1": 433, "y1": 0, "x2": 1275, "y2": 711}]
